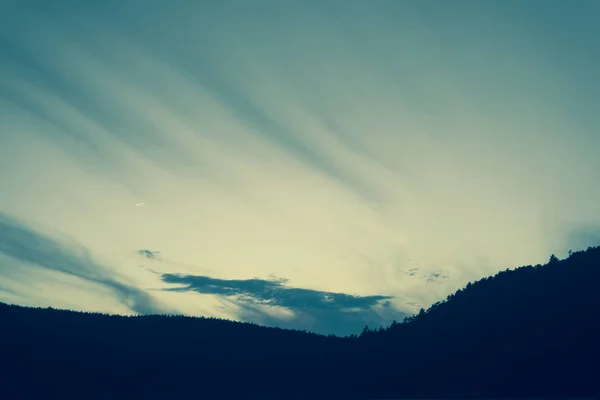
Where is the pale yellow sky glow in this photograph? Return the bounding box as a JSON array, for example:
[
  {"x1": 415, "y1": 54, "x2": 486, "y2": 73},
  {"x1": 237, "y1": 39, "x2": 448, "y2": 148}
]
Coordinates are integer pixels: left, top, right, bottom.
[{"x1": 1, "y1": 1, "x2": 599, "y2": 334}]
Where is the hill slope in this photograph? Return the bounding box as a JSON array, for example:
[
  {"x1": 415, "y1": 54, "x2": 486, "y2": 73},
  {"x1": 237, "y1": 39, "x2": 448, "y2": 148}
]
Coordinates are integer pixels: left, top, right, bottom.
[
  {"x1": 359, "y1": 246, "x2": 600, "y2": 398},
  {"x1": 1, "y1": 247, "x2": 599, "y2": 399}
]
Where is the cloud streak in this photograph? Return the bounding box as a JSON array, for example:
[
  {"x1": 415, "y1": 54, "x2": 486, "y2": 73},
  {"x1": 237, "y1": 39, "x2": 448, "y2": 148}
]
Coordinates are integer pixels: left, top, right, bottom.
[
  {"x1": 0, "y1": 213, "x2": 163, "y2": 315},
  {"x1": 160, "y1": 273, "x2": 402, "y2": 335},
  {"x1": 0, "y1": 0, "x2": 599, "y2": 329}
]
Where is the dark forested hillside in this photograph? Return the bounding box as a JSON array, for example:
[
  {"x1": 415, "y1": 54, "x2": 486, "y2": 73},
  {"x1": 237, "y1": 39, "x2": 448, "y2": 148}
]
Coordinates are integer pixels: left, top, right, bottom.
[
  {"x1": 1, "y1": 246, "x2": 599, "y2": 399},
  {"x1": 358, "y1": 246, "x2": 600, "y2": 398}
]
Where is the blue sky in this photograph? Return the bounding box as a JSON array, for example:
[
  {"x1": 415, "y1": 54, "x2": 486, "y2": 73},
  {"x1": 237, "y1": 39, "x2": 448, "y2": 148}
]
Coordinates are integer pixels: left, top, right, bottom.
[{"x1": 1, "y1": 0, "x2": 599, "y2": 335}]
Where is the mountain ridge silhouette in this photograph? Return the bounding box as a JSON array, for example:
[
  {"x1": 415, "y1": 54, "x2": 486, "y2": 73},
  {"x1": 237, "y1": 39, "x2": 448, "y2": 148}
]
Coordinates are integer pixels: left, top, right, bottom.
[{"x1": 1, "y1": 246, "x2": 599, "y2": 399}]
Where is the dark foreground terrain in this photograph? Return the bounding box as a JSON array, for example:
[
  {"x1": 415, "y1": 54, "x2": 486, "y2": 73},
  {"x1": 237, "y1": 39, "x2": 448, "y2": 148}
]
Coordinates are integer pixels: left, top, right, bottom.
[{"x1": 1, "y1": 247, "x2": 599, "y2": 399}]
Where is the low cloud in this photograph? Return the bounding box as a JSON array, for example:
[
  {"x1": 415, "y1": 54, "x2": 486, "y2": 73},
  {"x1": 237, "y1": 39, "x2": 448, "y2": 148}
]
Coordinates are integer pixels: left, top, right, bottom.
[
  {"x1": 137, "y1": 249, "x2": 162, "y2": 260},
  {"x1": 403, "y1": 268, "x2": 451, "y2": 283},
  {"x1": 0, "y1": 213, "x2": 164, "y2": 315},
  {"x1": 160, "y1": 273, "x2": 404, "y2": 336}
]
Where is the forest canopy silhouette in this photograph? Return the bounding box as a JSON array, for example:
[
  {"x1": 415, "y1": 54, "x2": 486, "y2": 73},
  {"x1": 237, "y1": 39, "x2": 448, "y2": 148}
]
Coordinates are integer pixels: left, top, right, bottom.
[{"x1": 1, "y1": 246, "x2": 599, "y2": 399}]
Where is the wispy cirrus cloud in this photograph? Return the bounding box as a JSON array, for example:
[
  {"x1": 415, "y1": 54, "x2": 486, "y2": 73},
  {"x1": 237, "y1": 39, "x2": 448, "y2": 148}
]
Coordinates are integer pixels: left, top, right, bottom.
[
  {"x1": 0, "y1": 0, "x2": 599, "y2": 330},
  {"x1": 0, "y1": 213, "x2": 164, "y2": 315}
]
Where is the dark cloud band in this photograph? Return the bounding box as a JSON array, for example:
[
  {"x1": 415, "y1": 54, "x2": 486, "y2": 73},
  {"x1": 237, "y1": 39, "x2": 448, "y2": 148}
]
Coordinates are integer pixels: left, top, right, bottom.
[{"x1": 161, "y1": 273, "x2": 404, "y2": 335}]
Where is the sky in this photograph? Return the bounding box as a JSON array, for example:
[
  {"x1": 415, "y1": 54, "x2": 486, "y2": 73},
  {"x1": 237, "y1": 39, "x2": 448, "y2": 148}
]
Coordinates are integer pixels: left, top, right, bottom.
[{"x1": 1, "y1": 0, "x2": 599, "y2": 336}]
